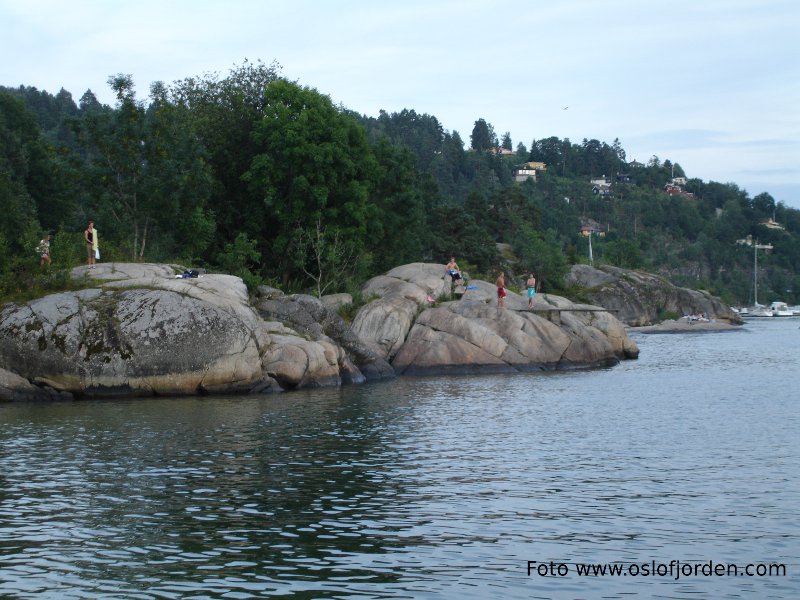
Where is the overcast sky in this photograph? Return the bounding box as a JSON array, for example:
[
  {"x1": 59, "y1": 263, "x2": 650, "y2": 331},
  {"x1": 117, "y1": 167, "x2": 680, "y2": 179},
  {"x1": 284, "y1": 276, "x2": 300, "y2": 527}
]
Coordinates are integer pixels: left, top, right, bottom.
[{"x1": 2, "y1": 0, "x2": 799, "y2": 208}]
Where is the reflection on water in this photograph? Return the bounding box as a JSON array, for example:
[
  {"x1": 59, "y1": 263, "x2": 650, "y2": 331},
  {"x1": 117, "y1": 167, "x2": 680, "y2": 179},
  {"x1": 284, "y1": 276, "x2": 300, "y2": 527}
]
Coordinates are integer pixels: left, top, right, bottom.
[{"x1": 1, "y1": 319, "x2": 798, "y2": 598}]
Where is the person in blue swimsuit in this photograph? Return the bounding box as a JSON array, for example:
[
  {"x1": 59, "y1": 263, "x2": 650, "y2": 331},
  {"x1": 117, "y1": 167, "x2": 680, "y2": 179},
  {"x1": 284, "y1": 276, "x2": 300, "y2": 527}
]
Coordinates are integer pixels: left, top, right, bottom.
[{"x1": 526, "y1": 273, "x2": 537, "y2": 309}]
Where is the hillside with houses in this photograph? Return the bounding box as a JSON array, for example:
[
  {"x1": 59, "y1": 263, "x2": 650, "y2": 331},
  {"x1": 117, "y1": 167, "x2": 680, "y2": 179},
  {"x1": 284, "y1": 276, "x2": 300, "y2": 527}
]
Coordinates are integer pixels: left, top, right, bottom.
[{"x1": 1, "y1": 61, "x2": 799, "y2": 309}]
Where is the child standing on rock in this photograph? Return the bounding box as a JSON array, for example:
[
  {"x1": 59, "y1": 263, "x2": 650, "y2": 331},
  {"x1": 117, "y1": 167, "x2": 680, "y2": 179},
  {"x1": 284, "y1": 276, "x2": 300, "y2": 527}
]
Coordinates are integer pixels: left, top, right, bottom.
[{"x1": 496, "y1": 271, "x2": 506, "y2": 308}]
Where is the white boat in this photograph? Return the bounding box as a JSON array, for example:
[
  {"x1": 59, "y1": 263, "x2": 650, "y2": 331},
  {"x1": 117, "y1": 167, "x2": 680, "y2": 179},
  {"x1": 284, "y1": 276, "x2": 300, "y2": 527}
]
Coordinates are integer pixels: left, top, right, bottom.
[
  {"x1": 746, "y1": 304, "x2": 773, "y2": 317},
  {"x1": 769, "y1": 301, "x2": 794, "y2": 317}
]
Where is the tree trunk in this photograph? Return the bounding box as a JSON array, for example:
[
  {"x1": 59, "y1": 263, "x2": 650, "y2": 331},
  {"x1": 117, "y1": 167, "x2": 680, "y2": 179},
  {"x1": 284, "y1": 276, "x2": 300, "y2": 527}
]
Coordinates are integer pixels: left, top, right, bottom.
[{"x1": 139, "y1": 216, "x2": 149, "y2": 260}]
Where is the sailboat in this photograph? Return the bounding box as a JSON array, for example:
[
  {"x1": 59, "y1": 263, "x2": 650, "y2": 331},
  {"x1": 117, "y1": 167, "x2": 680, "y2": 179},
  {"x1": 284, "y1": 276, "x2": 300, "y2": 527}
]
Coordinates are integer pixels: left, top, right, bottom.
[{"x1": 743, "y1": 242, "x2": 774, "y2": 316}]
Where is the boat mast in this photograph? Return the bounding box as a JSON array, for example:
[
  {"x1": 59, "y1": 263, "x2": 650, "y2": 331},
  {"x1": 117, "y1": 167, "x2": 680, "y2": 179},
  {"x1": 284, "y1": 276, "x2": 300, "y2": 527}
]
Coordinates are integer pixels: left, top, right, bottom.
[{"x1": 753, "y1": 242, "x2": 774, "y2": 306}]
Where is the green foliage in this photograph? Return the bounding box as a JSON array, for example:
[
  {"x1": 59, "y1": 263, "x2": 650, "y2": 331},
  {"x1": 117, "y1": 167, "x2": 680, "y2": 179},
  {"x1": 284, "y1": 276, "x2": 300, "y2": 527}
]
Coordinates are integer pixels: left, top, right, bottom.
[
  {"x1": 510, "y1": 225, "x2": 569, "y2": 292},
  {"x1": 50, "y1": 231, "x2": 83, "y2": 268},
  {"x1": 216, "y1": 232, "x2": 260, "y2": 277},
  {"x1": 3, "y1": 66, "x2": 800, "y2": 307},
  {"x1": 336, "y1": 290, "x2": 379, "y2": 323},
  {"x1": 0, "y1": 242, "x2": 88, "y2": 305},
  {"x1": 470, "y1": 118, "x2": 497, "y2": 151},
  {"x1": 429, "y1": 204, "x2": 497, "y2": 273},
  {"x1": 657, "y1": 309, "x2": 681, "y2": 321},
  {"x1": 602, "y1": 239, "x2": 644, "y2": 269},
  {"x1": 367, "y1": 136, "x2": 434, "y2": 272}
]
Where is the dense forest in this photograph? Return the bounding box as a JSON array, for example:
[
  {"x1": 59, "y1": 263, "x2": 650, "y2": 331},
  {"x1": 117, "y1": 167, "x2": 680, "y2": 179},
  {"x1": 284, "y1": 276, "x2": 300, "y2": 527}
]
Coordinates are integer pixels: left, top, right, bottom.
[{"x1": 2, "y1": 60, "x2": 798, "y2": 306}]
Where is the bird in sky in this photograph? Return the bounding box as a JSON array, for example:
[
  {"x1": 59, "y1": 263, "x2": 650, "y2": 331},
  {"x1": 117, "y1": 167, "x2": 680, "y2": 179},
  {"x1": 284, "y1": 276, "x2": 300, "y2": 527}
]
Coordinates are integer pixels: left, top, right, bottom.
[{"x1": 563, "y1": 106, "x2": 568, "y2": 110}]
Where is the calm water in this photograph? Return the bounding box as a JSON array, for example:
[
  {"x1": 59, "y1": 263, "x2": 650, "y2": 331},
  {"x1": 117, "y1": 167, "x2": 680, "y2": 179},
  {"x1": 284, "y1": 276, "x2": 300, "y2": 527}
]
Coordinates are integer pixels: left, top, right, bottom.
[{"x1": 1, "y1": 319, "x2": 798, "y2": 599}]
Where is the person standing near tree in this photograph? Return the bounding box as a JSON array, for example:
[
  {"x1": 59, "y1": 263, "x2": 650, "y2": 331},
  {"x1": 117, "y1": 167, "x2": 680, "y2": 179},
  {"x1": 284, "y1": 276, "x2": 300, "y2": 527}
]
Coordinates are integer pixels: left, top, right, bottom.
[
  {"x1": 496, "y1": 271, "x2": 506, "y2": 308},
  {"x1": 84, "y1": 220, "x2": 96, "y2": 268},
  {"x1": 37, "y1": 234, "x2": 52, "y2": 266},
  {"x1": 526, "y1": 273, "x2": 537, "y2": 309}
]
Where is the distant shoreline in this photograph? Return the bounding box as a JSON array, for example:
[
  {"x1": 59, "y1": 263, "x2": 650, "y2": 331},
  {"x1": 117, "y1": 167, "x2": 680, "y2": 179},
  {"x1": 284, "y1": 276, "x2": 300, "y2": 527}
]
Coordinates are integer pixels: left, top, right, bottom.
[{"x1": 629, "y1": 319, "x2": 743, "y2": 334}]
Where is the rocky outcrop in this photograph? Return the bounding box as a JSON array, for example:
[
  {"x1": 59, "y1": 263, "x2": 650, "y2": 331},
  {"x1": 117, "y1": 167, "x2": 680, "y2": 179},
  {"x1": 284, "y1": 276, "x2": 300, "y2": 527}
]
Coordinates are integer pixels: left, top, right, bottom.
[
  {"x1": 0, "y1": 270, "x2": 269, "y2": 397},
  {"x1": 0, "y1": 263, "x2": 384, "y2": 400},
  {"x1": 565, "y1": 264, "x2": 742, "y2": 326},
  {"x1": 350, "y1": 263, "x2": 450, "y2": 360},
  {"x1": 254, "y1": 292, "x2": 395, "y2": 384},
  {"x1": 632, "y1": 319, "x2": 742, "y2": 334},
  {"x1": 352, "y1": 263, "x2": 639, "y2": 374},
  {"x1": 0, "y1": 367, "x2": 71, "y2": 401},
  {"x1": 1, "y1": 262, "x2": 640, "y2": 401}
]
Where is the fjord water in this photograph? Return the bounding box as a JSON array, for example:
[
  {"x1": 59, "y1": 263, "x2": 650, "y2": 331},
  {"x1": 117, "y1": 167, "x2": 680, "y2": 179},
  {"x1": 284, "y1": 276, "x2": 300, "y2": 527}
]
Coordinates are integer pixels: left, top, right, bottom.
[{"x1": 1, "y1": 319, "x2": 798, "y2": 599}]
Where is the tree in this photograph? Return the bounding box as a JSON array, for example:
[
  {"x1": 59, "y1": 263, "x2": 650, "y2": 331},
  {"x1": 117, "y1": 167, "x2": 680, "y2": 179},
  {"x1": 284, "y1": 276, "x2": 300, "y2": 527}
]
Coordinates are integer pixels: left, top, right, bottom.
[
  {"x1": 511, "y1": 225, "x2": 568, "y2": 292},
  {"x1": 296, "y1": 217, "x2": 358, "y2": 297},
  {"x1": 0, "y1": 93, "x2": 48, "y2": 254},
  {"x1": 612, "y1": 138, "x2": 626, "y2": 162},
  {"x1": 216, "y1": 232, "x2": 261, "y2": 290},
  {"x1": 141, "y1": 82, "x2": 216, "y2": 261},
  {"x1": 602, "y1": 239, "x2": 643, "y2": 269},
  {"x1": 500, "y1": 131, "x2": 512, "y2": 150},
  {"x1": 470, "y1": 118, "x2": 496, "y2": 151},
  {"x1": 76, "y1": 74, "x2": 151, "y2": 258},
  {"x1": 75, "y1": 75, "x2": 215, "y2": 261},
  {"x1": 430, "y1": 204, "x2": 496, "y2": 273},
  {"x1": 368, "y1": 136, "x2": 434, "y2": 272},
  {"x1": 168, "y1": 60, "x2": 282, "y2": 256},
  {"x1": 244, "y1": 80, "x2": 377, "y2": 287}
]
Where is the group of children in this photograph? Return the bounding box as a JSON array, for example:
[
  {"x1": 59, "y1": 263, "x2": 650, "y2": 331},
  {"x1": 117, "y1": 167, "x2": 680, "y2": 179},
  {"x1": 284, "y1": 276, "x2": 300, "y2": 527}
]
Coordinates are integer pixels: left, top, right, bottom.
[{"x1": 445, "y1": 257, "x2": 537, "y2": 309}]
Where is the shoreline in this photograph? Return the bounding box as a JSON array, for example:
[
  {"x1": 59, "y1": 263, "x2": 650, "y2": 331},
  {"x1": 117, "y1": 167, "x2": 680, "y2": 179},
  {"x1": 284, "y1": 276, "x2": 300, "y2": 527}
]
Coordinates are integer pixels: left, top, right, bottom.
[{"x1": 629, "y1": 319, "x2": 743, "y2": 334}]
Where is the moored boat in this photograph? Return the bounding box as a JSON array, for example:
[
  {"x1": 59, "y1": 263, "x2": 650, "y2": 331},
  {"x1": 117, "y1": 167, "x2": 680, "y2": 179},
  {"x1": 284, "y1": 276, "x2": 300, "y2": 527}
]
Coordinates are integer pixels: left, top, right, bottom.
[
  {"x1": 746, "y1": 304, "x2": 773, "y2": 317},
  {"x1": 769, "y1": 301, "x2": 794, "y2": 317}
]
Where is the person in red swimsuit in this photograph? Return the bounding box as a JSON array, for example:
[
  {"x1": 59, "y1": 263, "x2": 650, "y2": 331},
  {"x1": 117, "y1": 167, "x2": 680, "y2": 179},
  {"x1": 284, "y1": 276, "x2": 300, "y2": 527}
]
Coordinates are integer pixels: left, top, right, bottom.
[{"x1": 496, "y1": 271, "x2": 506, "y2": 308}]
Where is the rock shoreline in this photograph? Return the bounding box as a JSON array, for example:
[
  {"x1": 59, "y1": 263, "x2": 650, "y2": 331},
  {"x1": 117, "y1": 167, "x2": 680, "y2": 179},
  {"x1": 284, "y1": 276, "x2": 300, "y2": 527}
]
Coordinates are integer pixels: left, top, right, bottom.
[
  {"x1": 629, "y1": 319, "x2": 743, "y2": 334},
  {"x1": 566, "y1": 264, "x2": 742, "y2": 326},
  {"x1": 0, "y1": 262, "x2": 639, "y2": 401}
]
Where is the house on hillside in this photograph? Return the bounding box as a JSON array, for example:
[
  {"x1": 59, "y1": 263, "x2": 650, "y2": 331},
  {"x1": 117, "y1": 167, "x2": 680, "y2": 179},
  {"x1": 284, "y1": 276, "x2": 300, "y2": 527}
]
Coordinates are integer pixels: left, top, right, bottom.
[
  {"x1": 592, "y1": 184, "x2": 612, "y2": 197},
  {"x1": 664, "y1": 183, "x2": 695, "y2": 199},
  {"x1": 760, "y1": 218, "x2": 785, "y2": 231},
  {"x1": 589, "y1": 176, "x2": 611, "y2": 197},
  {"x1": 580, "y1": 217, "x2": 606, "y2": 236},
  {"x1": 512, "y1": 161, "x2": 547, "y2": 182},
  {"x1": 489, "y1": 147, "x2": 515, "y2": 156},
  {"x1": 615, "y1": 173, "x2": 633, "y2": 183},
  {"x1": 590, "y1": 176, "x2": 611, "y2": 187}
]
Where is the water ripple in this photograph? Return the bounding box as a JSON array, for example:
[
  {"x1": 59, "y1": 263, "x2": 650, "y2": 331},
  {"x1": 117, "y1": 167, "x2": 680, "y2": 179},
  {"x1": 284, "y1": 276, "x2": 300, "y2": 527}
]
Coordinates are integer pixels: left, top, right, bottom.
[{"x1": 1, "y1": 319, "x2": 798, "y2": 598}]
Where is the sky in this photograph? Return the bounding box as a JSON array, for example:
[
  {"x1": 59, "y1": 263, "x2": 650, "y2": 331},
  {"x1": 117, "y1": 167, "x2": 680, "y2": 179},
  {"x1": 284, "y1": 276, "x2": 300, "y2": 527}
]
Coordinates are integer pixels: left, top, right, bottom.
[{"x1": 2, "y1": 0, "x2": 799, "y2": 208}]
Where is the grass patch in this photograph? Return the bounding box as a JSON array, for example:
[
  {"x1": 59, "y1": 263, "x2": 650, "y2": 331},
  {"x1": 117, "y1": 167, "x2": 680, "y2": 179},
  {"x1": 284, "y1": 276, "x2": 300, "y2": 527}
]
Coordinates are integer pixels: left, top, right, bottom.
[
  {"x1": 337, "y1": 290, "x2": 380, "y2": 323},
  {"x1": 559, "y1": 283, "x2": 594, "y2": 305},
  {"x1": 657, "y1": 309, "x2": 681, "y2": 322},
  {"x1": 0, "y1": 266, "x2": 96, "y2": 305}
]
